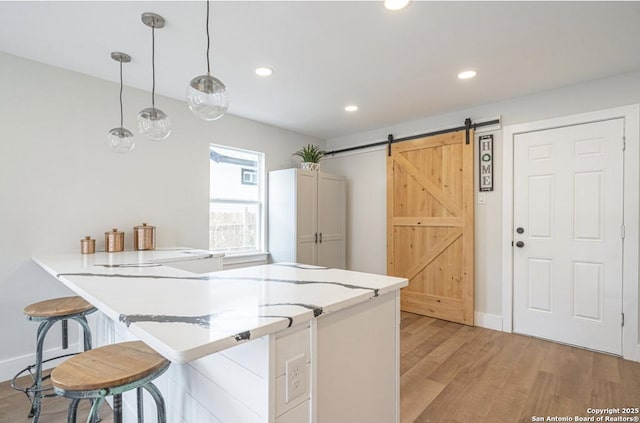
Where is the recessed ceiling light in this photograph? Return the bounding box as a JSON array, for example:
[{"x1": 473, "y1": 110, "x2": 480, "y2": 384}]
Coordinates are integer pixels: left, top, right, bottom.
[
  {"x1": 457, "y1": 70, "x2": 477, "y2": 80},
  {"x1": 384, "y1": 0, "x2": 410, "y2": 11},
  {"x1": 345, "y1": 105, "x2": 358, "y2": 112},
  {"x1": 255, "y1": 67, "x2": 274, "y2": 77}
]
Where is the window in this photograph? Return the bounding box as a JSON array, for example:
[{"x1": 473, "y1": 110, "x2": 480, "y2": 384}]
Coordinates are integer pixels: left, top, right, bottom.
[{"x1": 209, "y1": 145, "x2": 265, "y2": 254}]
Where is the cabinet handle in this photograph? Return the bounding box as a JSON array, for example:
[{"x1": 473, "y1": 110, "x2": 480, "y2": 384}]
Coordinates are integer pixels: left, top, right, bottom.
[
  {"x1": 319, "y1": 233, "x2": 322, "y2": 243},
  {"x1": 315, "y1": 233, "x2": 318, "y2": 243}
]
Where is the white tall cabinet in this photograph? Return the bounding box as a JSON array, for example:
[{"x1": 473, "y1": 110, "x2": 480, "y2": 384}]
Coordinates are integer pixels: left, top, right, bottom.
[{"x1": 268, "y1": 168, "x2": 346, "y2": 269}]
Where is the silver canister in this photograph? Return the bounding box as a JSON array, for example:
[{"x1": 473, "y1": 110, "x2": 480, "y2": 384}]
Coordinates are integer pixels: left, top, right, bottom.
[
  {"x1": 105, "y1": 228, "x2": 125, "y2": 252},
  {"x1": 80, "y1": 236, "x2": 95, "y2": 254},
  {"x1": 133, "y1": 223, "x2": 156, "y2": 251}
]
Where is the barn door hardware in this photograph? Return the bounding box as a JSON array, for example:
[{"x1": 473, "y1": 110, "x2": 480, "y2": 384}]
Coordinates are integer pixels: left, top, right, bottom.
[{"x1": 326, "y1": 117, "x2": 500, "y2": 156}]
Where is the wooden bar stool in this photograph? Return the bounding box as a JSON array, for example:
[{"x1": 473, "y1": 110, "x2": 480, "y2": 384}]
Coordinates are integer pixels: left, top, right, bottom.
[
  {"x1": 12, "y1": 296, "x2": 96, "y2": 422},
  {"x1": 51, "y1": 341, "x2": 170, "y2": 423}
]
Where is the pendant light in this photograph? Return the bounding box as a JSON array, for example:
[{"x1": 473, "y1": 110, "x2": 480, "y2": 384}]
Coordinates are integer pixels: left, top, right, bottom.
[
  {"x1": 186, "y1": 0, "x2": 229, "y2": 121},
  {"x1": 107, "y1": 52, "x2": 135, "y2": 153},
  {"x1": 137, "y1": 12, "x2": 171, "y2": 141}
]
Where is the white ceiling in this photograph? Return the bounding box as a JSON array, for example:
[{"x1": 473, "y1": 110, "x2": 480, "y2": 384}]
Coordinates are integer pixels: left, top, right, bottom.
[{"x1": 1, "y1": 1, "x2": 640, "y2": 140}]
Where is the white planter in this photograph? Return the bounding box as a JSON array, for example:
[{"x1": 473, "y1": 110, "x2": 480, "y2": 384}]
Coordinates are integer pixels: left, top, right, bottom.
[{"x1": 300, "y1": 162, "x2": 320, "y2": 171}]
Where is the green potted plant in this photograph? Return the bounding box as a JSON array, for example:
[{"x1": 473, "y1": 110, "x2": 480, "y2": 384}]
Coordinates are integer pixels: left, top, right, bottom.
[{"x1": 294, "y1": 144, "x2": 326, "y2": 171}]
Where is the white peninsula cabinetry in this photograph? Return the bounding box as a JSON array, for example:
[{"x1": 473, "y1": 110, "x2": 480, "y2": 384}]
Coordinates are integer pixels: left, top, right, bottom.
[
  {"x1": 268, "y1": 169, "x2": 346, "y2": 269},
  {"x1": 33, "y1": 250, "x2": 407, "y2": 423}
]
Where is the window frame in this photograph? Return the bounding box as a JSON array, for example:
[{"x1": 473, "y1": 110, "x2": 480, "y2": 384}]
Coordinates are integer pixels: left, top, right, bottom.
[{"x1": 209, "y1": 144, "x2": 266, "y2": 256}]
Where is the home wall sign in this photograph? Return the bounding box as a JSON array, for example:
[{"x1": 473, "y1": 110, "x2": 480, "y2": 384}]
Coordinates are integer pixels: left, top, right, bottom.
[{"x1": 479, "y1": 134, "x2": 493, "y2": 192}]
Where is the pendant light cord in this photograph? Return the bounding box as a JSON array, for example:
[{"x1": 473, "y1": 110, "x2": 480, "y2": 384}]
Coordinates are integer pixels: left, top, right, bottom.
[
  {"x1": 119, "y1": 61, "x2": 124, "y2": 127},
  {"x1": 151, "y1": 25, "x2": 156, "y2": 108},
  {"x1": 206, "y1": 0, "x2": 211, "y2": 75}
]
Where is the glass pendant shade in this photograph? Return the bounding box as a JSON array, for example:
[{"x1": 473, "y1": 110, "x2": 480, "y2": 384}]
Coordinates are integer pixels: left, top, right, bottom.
[
  {"x1": 187, "y1": 1, "x2": 228, "y2": 121},
  {"x1": 187, "y1": 74, "x2": 228, "y2": 121},
  {"x1": 139, "y1": 12, "x2": 170, "y2": 141},
  {"x1": 137, "y1": 107, "x2": 171, "y2": 141},
  {"x1": 107, "y1": 127, "x2": 135, "y2": 153},
  {"x1": 108, "y1": 52, "x2": 134, "y2": 153}
]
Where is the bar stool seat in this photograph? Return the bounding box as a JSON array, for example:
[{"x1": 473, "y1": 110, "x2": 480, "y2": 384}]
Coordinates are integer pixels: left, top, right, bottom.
[
  {"x1": 52, "y1": 341, "x2": 170, "y2": 423},
  {"x1": 12, "y1": 296, "x2": 96, "y2": 423},
  {"x1": 24, "y1": 296, "x2": 96, "y2": 319}
]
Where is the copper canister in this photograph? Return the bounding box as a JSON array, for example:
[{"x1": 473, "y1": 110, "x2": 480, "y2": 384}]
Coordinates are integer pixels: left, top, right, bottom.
[
  {"x1": 133, "y1": 223, "x2": 156, "y2": 251},
  {"x1": 80, "y1": 236, "x2": 95, "y2": 254},
  {"x1": 105, "y1": 228, "x2": 125, "y2": 252}
]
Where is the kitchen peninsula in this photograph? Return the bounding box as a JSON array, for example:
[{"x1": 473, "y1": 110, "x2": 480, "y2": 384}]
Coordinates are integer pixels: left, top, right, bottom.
[{"x1": 33, "y1": 249, "x2": 407, "y2": 423}]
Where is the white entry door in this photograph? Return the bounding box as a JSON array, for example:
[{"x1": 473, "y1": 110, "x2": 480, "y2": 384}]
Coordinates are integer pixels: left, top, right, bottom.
[{"x1": 513, "y1": 118, "x2": 624, "y2": 355}]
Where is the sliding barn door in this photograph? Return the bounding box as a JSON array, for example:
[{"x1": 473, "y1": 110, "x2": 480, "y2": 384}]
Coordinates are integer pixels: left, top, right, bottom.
[{"x1": 387, "y1": 130, "x2": 474, "y2": 325}]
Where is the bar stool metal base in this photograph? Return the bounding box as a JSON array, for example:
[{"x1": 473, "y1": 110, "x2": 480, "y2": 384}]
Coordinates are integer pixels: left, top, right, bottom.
[
  {"x1": 11, "y1": 308, "x2": 96, "y2": 423},
  {"x1": 52, "y1": 341, "x2": 171, "y2": 423},
  {"x1": 62, "y1": 380, "x2": 167, "y2": 423}
]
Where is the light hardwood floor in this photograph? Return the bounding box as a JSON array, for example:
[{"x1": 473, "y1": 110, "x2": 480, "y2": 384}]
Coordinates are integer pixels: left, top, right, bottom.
[
  {"x1": 400, "y1": 312, "x2": 640, "y2": 423},
  {"x1": 0, "y1": 370, "x2": 113, "y2": 423},
  {"x1": 2, "y1": 313, "x2": 639, "y2": 423}
]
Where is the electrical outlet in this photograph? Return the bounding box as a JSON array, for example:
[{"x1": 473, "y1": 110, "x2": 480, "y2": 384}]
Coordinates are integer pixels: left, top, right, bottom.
[{"x1": 285, "y1": 354, "x2": 306, "y2": 403}]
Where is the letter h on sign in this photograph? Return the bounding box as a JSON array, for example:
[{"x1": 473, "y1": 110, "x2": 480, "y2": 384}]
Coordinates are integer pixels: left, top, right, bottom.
[{"x1": 479, "y1": 134, "x2": 493, "y2": 192}]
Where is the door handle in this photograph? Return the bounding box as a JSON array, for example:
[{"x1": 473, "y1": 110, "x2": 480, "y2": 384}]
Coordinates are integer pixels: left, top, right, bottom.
[
  {"x1": 516, "y1": 227, "x2": 525, "y2": 234},
  {"x1": 319, "y1": 233, "x2": 322, "y2": 243},
  {"x1": 516, "y1": 241, "x2": 525, "y2": 248},
  {"x1": 314, "y1": 233, "x2": 318, "y2": 244}
]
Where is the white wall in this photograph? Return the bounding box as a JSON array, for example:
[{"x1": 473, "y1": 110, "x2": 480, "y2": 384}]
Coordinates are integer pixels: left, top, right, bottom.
[
  {"x1": 323, "y1": 70, "x2": 640, "y2": 326},
  {"x1": 0, "y1": 52, "x2": 323, "y2": 381},
  {"x1": 322, "y1": 148, "x2": 388, "y2": 275}
]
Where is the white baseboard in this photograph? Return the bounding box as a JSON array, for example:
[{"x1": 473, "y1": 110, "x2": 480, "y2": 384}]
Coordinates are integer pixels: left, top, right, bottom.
[
  {"x1": 633, "y1": 344, "x2": 640, "y2": 363},
  {"x1": 474, "y1": 312, "x2": 503, "y2": 332},
  {"x1": 0, "y1": 343, "x2": 81, "y2": 383}
]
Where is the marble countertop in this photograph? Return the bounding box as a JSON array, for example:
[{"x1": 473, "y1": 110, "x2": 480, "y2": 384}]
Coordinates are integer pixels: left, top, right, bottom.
[{"x1": 32, "y1": 249, "x2": 408, "y2": 363}]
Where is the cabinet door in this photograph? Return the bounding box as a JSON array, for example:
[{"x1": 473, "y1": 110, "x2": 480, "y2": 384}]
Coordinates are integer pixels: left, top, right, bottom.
[
  {"x1": 296, "y1": 170, "x2": 318, "y2": 265},
  {"x1": 317, "y1": 173, "x2": 346, "y2": 269}
]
